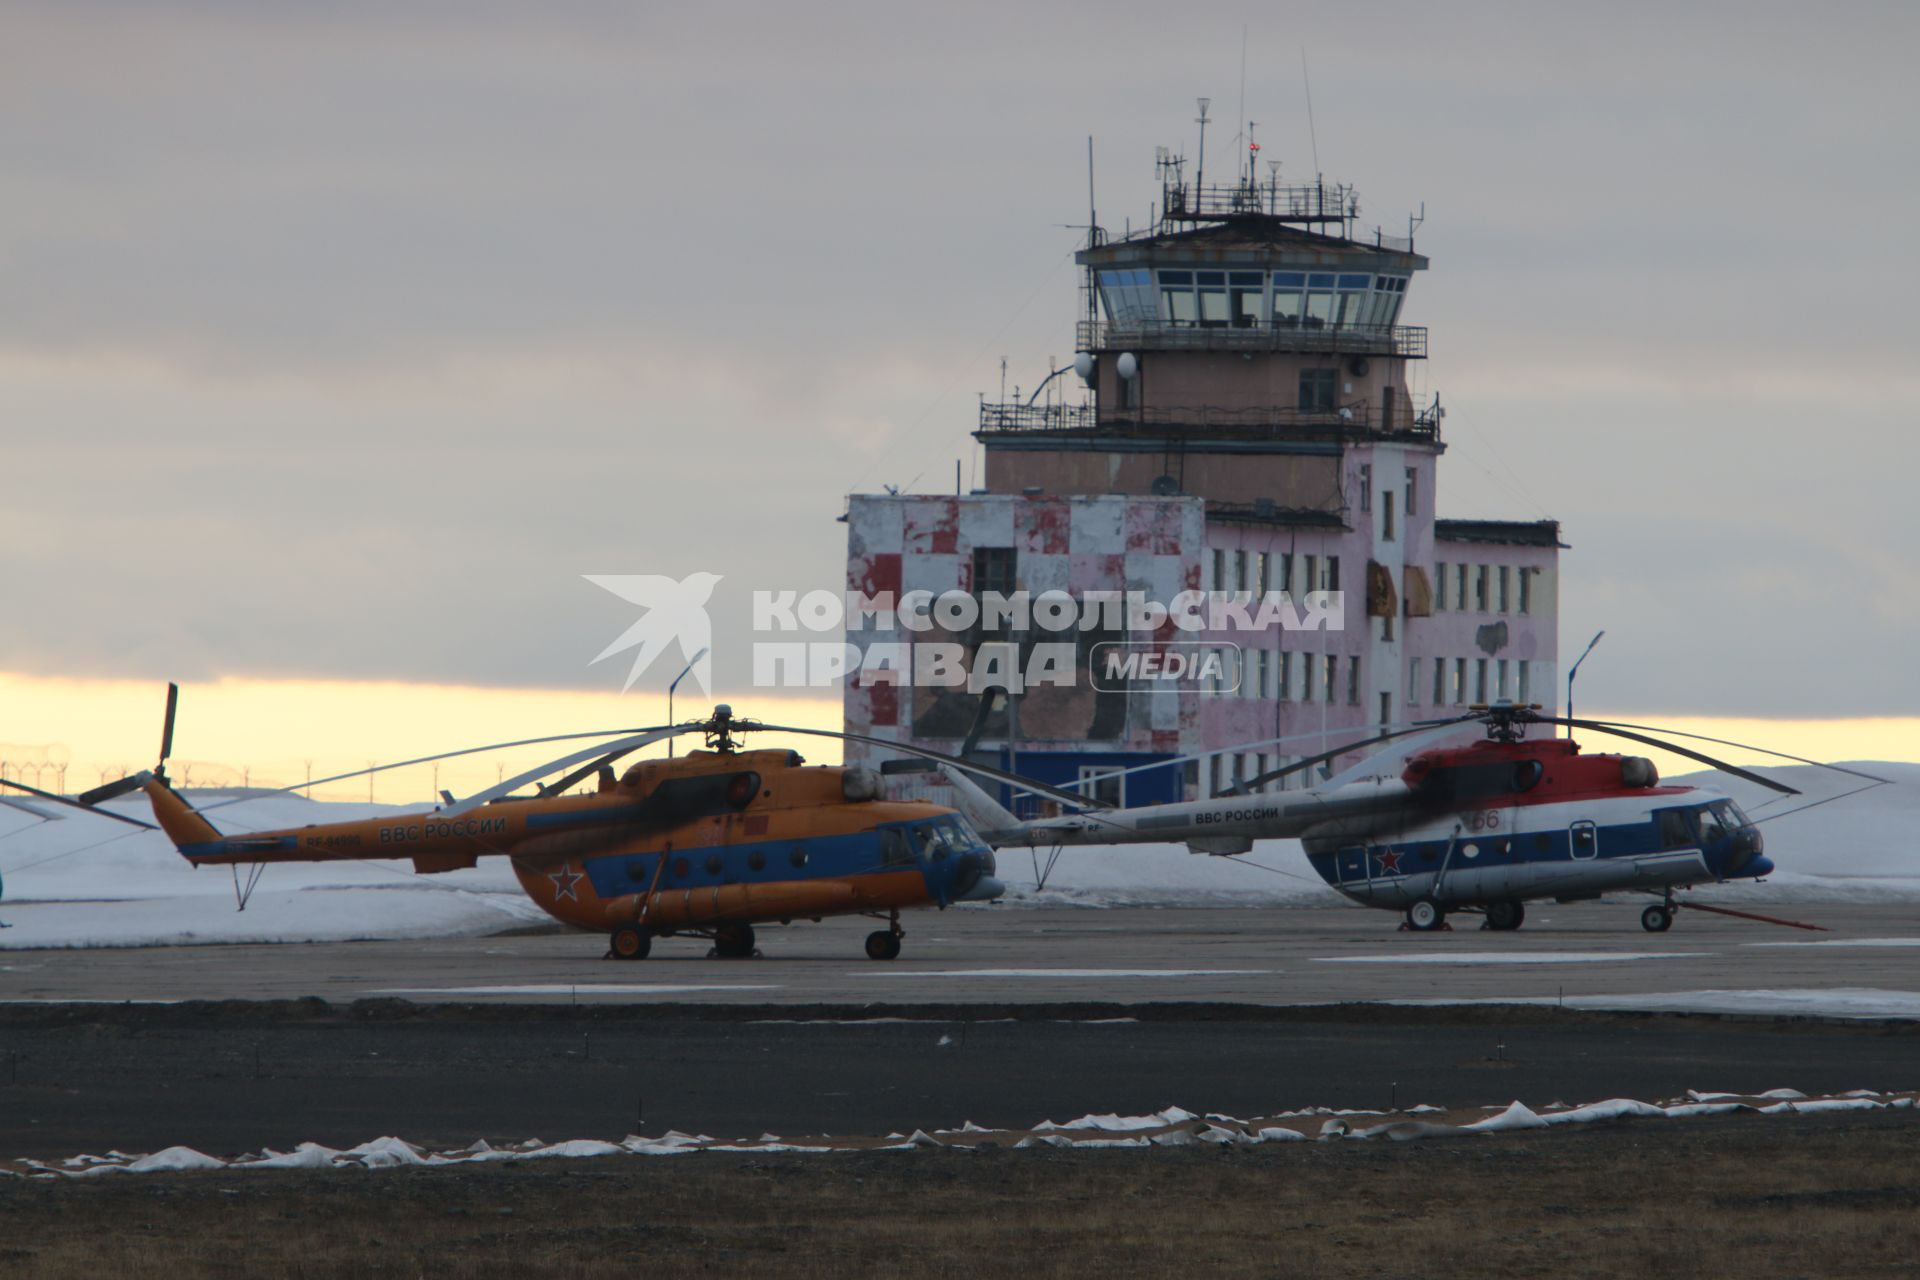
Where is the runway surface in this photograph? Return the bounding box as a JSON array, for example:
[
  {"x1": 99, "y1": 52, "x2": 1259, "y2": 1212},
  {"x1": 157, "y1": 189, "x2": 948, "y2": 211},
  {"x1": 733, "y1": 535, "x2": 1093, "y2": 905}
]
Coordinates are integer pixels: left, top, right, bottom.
[
  {"x1": 1, "y1": 902, "x2": 1916, "y2": 1162},
  {"x1": 3, "y1": 901, "x2": 1917, "y2": 1009}
]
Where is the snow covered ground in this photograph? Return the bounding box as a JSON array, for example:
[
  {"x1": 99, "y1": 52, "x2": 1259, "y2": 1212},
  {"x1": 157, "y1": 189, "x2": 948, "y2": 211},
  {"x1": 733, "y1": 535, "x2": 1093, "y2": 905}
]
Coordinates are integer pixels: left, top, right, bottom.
[{"x1": 0, "y1": 761, "x2": 1914, "y2": 950}]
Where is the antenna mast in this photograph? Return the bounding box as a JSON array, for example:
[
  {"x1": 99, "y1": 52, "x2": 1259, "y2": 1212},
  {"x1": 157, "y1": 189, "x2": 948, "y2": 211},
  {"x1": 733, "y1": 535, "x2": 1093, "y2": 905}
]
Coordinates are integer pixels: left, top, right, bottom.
[{"x1": 1194, "y1": 98, "x2": 1211, "y2": 193}]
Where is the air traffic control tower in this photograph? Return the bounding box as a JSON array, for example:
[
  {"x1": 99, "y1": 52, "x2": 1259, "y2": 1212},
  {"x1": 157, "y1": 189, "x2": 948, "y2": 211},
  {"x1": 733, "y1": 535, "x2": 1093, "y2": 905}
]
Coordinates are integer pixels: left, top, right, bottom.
[{"x1": 843, "y1": 123, "x2": 1564, "y2": 810}]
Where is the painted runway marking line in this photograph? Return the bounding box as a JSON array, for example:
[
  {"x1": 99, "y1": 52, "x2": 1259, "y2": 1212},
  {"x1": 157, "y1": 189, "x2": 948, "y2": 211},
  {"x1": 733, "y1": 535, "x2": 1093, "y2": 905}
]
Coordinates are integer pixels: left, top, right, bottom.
[
  {"x1": 1313, "y1": 952, "x2": 1704, "y2": 965},
  {"x1": 370, "y1": 984, "x2": 784, "y2": 996},
  {"x1": 859, "y1": 969, "x2": 1272, "y2": 979},
  {"x1": 1743, "y1": 938, "x2": 1920, "y2": 949},
  {"x1": 1386, "y1": 987, "x2": 1920, "y2": 1020}
]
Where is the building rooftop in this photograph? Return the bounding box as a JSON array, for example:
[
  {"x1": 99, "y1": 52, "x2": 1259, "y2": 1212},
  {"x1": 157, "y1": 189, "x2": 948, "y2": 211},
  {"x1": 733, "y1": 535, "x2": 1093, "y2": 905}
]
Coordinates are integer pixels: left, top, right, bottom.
[
  {"x1": 1081, "y1": 217, "x2": 1428, "y2": 270},
  {"x1": 1434, "y1": 518, "x2": 1568, "y2": 549}
]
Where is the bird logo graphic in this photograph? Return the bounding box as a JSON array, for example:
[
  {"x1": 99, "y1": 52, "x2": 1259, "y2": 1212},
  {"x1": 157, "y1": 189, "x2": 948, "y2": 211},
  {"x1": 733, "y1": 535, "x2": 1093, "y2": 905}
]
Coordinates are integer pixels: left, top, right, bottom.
[{"x1": 584, "y1": 572, "x2": 722, "y2": 695}]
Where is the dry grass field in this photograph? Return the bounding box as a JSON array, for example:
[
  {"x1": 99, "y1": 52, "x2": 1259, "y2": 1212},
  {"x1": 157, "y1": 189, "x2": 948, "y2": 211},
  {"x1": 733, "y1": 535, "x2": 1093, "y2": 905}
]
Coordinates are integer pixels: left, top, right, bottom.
[{"x1": 2, "y1": 1111, "x2": 1915, "y2": 1278}]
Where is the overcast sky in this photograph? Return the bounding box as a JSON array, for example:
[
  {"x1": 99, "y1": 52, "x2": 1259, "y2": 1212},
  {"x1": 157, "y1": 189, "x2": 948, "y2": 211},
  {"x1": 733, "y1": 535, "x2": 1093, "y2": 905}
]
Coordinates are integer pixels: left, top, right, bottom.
[{"x1": 2, "y1": 1, "x2": 1914, "y2": 719}]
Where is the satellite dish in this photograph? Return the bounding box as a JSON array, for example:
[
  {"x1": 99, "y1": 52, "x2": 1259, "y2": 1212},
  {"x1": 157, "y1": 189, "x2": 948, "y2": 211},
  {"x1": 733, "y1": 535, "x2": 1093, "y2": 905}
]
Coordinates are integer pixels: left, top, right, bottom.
[
  {"x1": 1116, "y1": 352, "x2": 1139, "y2": 381},
  {"x1": 1073, "y1": 351, "x2": 1096, "y2": 384},
  {"x1": 1150, "y1": 474, "x2": 1180, "y2": 496}
]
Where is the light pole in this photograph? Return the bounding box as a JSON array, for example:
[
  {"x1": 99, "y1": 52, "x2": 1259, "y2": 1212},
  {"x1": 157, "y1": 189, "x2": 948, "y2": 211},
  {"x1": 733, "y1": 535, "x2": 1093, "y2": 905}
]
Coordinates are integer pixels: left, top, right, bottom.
[
  {"x1": 667, "y1": 646, "x2": 710, "y2": 759},
  {"x1": 1566, "y1": 630, "x2": 1605, "y2": 738}
]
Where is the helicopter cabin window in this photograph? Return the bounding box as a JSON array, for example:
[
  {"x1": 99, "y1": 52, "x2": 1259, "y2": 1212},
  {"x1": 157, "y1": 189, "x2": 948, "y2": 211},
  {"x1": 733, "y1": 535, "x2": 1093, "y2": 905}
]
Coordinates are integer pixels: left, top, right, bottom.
[
  {"x1": 672, "y1": 857, "x2": 690, "y2": 879},
  {"x1": 1230, "y1": 272, "x2": 1263, "y2": 327},
  {"x1": 1658, "y1": 810, "x2": 1695, "y2": 850},
  {"x1": 1157, "y1": 270, "x2": 1197, "y2": 325},
  {"x1": 789, "y1": 846, "x2": 808, "y2": 869},
  {"x1": 1196, "y1": 271, "x2": 1229, "y2": 327},
  {"x1": 1569, "y1": 820, "x2": 1598, "y2": 858},
  {"x1": 704, "y1": 854, "x2": 723, "y2": 876},
  {"x1": 1299, "y1": 368, "x2": 1337, "y2": 412},
  {"x1": 1271, "y1": 272, "x2": 1306, "y2": 326},
  {"x1": 1696, "y1": 805, "x2": 1732, "y2": 843},
  {"x1": 747, "y1": 850, "x2": 767, "y2": 872}
]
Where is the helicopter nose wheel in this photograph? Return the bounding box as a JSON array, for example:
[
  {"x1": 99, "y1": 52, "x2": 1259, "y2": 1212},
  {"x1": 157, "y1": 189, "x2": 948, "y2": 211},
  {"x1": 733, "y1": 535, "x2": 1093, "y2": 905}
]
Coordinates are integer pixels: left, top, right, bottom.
[
  {"x1": 1482, "y1": 901, "x2": 1525, "y2": 932},
  {"x1": 1641, "y1": 904, "x2": 1674, "y2": 933},
  {"x1": 608, "y1": 925, "x2": 651, "y2": 960},
  {"x1": 1404, "y1": 898, "x2": 1448, "y2": 932},
  {"x1": 864, "y1": 910, "x2": 904, "y2": 960}
]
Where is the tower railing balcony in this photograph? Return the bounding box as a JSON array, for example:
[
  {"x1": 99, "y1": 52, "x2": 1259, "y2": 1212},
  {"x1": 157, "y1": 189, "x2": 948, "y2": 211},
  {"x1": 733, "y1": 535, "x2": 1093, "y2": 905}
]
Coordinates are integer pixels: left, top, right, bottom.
[
  {"x1": 1078, "y1": 318, "x2": 1426, "y2": 359},
  {"x1": 977, "y1": 399, "x2": 1441, "y2": 444}
]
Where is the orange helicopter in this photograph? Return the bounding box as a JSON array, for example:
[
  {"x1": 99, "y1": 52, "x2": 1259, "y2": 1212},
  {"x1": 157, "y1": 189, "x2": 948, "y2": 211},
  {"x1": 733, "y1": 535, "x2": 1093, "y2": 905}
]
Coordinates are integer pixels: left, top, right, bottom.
[{"x1": 60, "y1": 691, "x2": 1055, "y2": 961}]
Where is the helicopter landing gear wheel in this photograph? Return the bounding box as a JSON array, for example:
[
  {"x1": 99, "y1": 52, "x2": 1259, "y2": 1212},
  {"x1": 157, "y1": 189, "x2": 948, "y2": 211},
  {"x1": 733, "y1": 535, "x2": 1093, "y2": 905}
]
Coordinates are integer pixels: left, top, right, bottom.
[
  {"x1": 1483, "y1": 901, "x2": 1525, "y2": 932},
  {"x1": 713, "y1": 923, "x2": 757, "y2": 959},
  {"x1": 1641, "y1": 905, "x2": 1674, "y2": 933},
  {"x1": 1405, "y1": 898, "x2": 1447, "y2": 932},
  {"x1": 865, "y1": 930, "x2": 902, "y2": 960},
  {"x1": 608, "y1": 925, "x2": 651, "y2": 960}
]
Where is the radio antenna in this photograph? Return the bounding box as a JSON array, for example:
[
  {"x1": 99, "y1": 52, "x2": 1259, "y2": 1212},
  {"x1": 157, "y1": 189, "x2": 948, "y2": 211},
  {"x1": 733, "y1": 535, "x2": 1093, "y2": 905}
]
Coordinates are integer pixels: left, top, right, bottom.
[{"x1": 1300, "y1": 45, "x2": 1321, "y2": 176}]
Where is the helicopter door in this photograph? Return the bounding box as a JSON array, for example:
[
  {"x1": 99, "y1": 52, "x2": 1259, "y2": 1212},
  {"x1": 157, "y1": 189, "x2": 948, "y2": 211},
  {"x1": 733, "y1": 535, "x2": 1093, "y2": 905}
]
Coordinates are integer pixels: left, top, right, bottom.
[
  {"x1": 1569, "y1": 820, "x2": 1599, "y2": 860},
  {"x1": 1334, "y1": 845, "x2": 1370, "y2": 886}
]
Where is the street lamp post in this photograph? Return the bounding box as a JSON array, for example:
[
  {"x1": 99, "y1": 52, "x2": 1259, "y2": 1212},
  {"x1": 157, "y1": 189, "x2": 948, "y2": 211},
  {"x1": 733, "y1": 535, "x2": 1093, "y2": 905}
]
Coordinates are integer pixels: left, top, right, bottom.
[
  {"x1": 667, "y1": 647, "x2": 710, "y2": 759},
  {"x1": 1566, "y1": 630, "x2": 1605, "y2": 738}
]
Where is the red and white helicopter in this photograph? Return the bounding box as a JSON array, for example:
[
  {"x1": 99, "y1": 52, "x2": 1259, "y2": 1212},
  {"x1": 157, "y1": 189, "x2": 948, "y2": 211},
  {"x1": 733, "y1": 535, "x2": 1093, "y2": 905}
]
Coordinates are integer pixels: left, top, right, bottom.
[{"x1": 935, "y1": 703, "x2": 1884, "y2": 933}]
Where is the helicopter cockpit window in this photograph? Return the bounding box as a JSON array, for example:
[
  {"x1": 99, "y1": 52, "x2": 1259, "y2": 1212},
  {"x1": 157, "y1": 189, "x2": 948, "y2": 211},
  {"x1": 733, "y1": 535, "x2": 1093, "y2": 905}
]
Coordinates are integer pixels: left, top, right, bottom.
[
  {"x1": 879, "y1": 827, "x2": 913, "y2": 867},
  {"x1": 1657, "y1": 810, "x2": 1695, "y2": 850},
  {"x1": 1713, "y1": 800, "x2": 1750, "y2": 829},
  {"x1": 1695, "y1": 805, "x2": 1731, "y2": 842}
]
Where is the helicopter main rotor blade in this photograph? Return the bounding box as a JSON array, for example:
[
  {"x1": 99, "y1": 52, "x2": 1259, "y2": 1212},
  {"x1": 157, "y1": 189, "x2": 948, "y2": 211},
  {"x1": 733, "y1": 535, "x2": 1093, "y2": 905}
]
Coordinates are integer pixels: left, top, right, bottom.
[
  {"x1": 195, "y1": 725, "x2": 682, "y2": 814},
  {"x1": 0, "y1": 777, "x2": 159, "y2": 829},
  {"x1": 438, "y1": 726, "x2": 691, "y2": 817},
  {"x1": 539, "y1": 744, "x2": 648, "y2": 798},
  {"x1": 1572, "y1": 719, "x2": 1888, "y2": 785},
  {"x1": 159, "y1": 682, "x2": 178, "y2": 771},
  {"x1": 743, "y1": 721, "x2": 1116, "y2": 811},
  {"x1": 1553, "y1": 718, "x2": 1799, "y2": 795},
  {"x1": 1217, "y1": 715, "x2": 1484, "y2": 797}
]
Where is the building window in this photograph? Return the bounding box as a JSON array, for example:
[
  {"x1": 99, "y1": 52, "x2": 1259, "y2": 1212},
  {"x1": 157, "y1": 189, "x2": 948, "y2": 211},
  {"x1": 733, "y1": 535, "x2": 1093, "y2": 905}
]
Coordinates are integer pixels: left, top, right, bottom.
[
  {"x1": 1380, "y1": 691, "x2": 1392, "y2": 726},
  {"x1": 1196, "y1": 271, "x2": 1228, "y2": 327},
  {"x1": 1158, "y1": 270, "x2": 1197, "y2": 325},
  {"x1": 1434, "y1": 563, "x2": 1447, "y2": 612},
  {"x1": 1432, "y1": 657, "x2": 1445, "y2": 706},
  {"x1": 1453, "y1": 658, "x2": 1467, "y2": 705},
  {"x1": 1347, "y1": 657, "x2": 1360, "y2": 705},
  {"x1": 1324, "y1": 654, "x2": 1338, "y2": 703},
  {"x1": 1475, "y1": 565, "x2": 1490, "y2": 612},
  {"x1": 972, "y1": 546, "x2": 1017, "y2": 642},
  {"x1": 1455, "y1": 566, "x2": 1469, "y2": 611},
  {"x1": 1254, "y1": 551, "x2": 1269, "y2": 597},
  {"x1": 1271, "y1": 271, "x2": 1305, "y2": 327},
  {"x1": 1299, "y1": 368, "x2": 1337, "y2": 412},
  {"x1": 1497, "y1": 658, "x2": 1509, "y2": 700},
  {"x1": 1301, "y1": 651, "x2": 1314, "y2": 702},
  {"x1": 1234, "y1": 550, "x2": 1249, "y2": 594},
  {"x1": 1230, "y1": 272, "x2": 1263, "y2": 328},
  {"x1": 1359, "y1": 464, "x2": 1372, "y2": 513},
  {"x1": 1381, "y1": 612, "x2": 1394, "y2": 642},
  {"x1": 1475, "y1": 658, "x2": 1489, "y2": 703},
  {"x1": 1277, "y1": 650, "x2": 1291, "y2": 700},
  {"x1": 1302, "y1": 554, "x2": 1318, "y2": 597},
  {"x1": 1498, "y1": 566, "x2": 1511, "y2": 614},
  {"x1": 1326, "y1": 556, "x2": 1340, "y2": 593},
  {"x1": 1077, "y1": 766, "x2": 1125, "y2": 808},
  {"x1": 1382, "y1": 494, "x2": 1396, "y2": 542},
  {"x1": 1519, "y1": 568, "x2": 1533, "y2": 615},
  {"x1": 1278, "y1": 552, "x2": 1294, "y2": 597},
  {"x1": 1408, "y1": 658, "x2": 1420, "y2": 704},
  {"x1": 1518, "y1": 661, "x2": 1531, "y2": 703},
  {"x1": 1210, "y1": 548, "x2": 1225, "y2": 594},
  {"x1": 1405, "y1": 468, "x2": 1417, "y2": 515}
]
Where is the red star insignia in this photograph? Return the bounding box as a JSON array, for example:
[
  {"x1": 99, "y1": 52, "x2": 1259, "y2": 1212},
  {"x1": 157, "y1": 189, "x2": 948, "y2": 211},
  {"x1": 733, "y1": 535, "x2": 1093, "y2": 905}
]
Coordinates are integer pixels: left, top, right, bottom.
[
  {"x1": 1373, "y1": 849, "x2": 1403, "y2": 875},
  {"x1": 549, "y1": 864, "x2": 584, "y2": 901}
]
